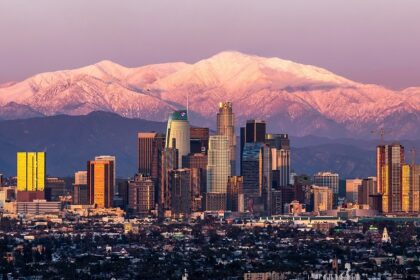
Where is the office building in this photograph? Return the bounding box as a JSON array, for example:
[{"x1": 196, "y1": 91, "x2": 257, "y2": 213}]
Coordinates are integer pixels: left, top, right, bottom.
[
  {"x1": 95, "y1": 155, "x2": 116, "y2": 195},
  {"x1": 128, "y1": 174, "x2": 155, "y2": 215},
  {"x1": 266, "y1": 134, "x2": 291, "y2": 187},
  {"x1": 206, "y1": 135, "x2": 230, "y2": 210},
  {"x1": 377, "y1": 144, "x2": 404, "y2": 213},
  {"x1": 182, "y1": 153, "x2": 207, "y2": 197},
  {"x1": 345, "y1": 179, "x2": 363, "y2": 203},
  {"x1": 358, "y1": 177, "x2": 377, "y2": 205},
  {"x1": 17, "y1": 152, "x2": 46, "y2": 192},
  {"x1": 45, "y1": 177, "x2": 66, "y2": 201},
  {"x1": 138, "y1": 132, "x2": 165, "y2": 176},
  {"x1": 166, "y1": 110, "x2": 190, "y2": 167},
  {"x1": 313, "y1": 172, "x2": 339, "y2": 195},
  {"x1": 217, "y1": 102, "x2": 236, "y2": 175},
  {"x1": 240, "y1": 120, "x2": 266, "y2": 172},
  {"x1": 16, "y1": 200, "x2": 61, "y2": 215},
  {"x1": 242, "y1": 143, "x2": 271, "y2": 199},
  {"x1": 87, "y1": 159, "x2": 114, "y2": 208},
  {"x1": 73, "y1": 171, "x2": 88, "y2": 205},
  {"x1": 271, "y1": 186, "x2": 294, "y2": 215},
  {"x1": 402, "y1": 164, "x2": 420, "y2": 213},
  {"x1": 227, "y1": 176, "x2": 244, "y2": 212},
  {"x1": 159, "y1": 147, "x2": 178, "y2": 210},
  {"x1": 265, "y1": 133, "x2": 290, "y2": 150},
  {"x1": 190, "y1": 127, "x2": 209, "y2": 154},
  {"x1": 169, "y1": 169, "x2": 192, "y2": 217},
  {"x1": 311, "y1": 185, "x2": 333, "y2": 212},
  {"x1": 16, "y1": 152, "x2": 46, "y2": 202}
]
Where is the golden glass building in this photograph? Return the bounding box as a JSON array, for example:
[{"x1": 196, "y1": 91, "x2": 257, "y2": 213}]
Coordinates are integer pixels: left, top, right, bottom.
[
  {"x1": 17, "y1": 152, "x2": 46, "y2": 191},
  {"x1": 87, "y1": 159, "x2": 114, "y2": 208},
  {"x1": 402, "y1": 164, "x2": 420, "y2": 213}
]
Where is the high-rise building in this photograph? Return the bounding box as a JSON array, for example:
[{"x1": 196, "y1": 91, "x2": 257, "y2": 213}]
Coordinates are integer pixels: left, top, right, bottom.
[
  {"x1": 227, "y1": 176, "x2": 244, "y2": 212},
  {"x1": 265, "y1": 133, "x2": 290, "y2": 150},
  {"x1": 87, "y1": 159, "x2": 114, "y2": 208},
  {"x1": 45, "y1": 177, "x2": 66, "y2": 201},
  {"x1": 358, "y1": 177, "x2": 377, "y2": 205},
  {"x1": 159, "y1": 147, "x2": 178, "y2": 211},
  {"x1": 217, "y1": 102, "x2": 236, "y2": 175},
  {"x1": 207, "y1": 135, "x2": 230, "y2": 194},
  {"x1": 95, "y1": 155, "x2": 116, "y2": 195},
  {"x1": 166, "y1": 110, "x2": 190, "y2": 167},
  {"x1": 313, "y1": 172, "x2": 339, "y2": 195},
  {"x1": 345, "y1": 179, "x2": 363, "y2": 203},
  {"x1": 240, "y1": 120, "x2": 266, "y2": 172},
  {"x1": 128, "y1": 174, "x2": 155, "y2": 215},
  {"x1": 74, "y1": 171, "x2": 87, "y2": 185},
  {"x1": 182, "y1": 153, "x2": 207, "y2": 195},
  {"x1": 311, "y1": 185, "x2": 333, "y2": 212},
  {"x1": 138, "y1": 132, "x2": 165, "y2": 176},
  {"x1": 241, "y1": 142, "x2": 272, "y2": 213},
  {"x1": 190, "y1": 127, "x2": 209, "y2": 154},
  {"x1": 266, "y1": 134, "x2": 291, "y2": 187},
  {"x1": 16, "y1": 152, "x2": 46, "y2": 202},
  {"x1": 17, "y1": 152, "x2": 46, "y2": 192},
  {"x1": 73, "y1": 171, "x2": 88, "y2": 205},
  {"x1": 402, "y1": 164, "x2": 420, "y2": 213},
  {"x1": 206, "y1": 135, "x2": 230, "y2": 211},
  {"x1": 377, "y1": 144, "x2": 404, "y2": 213},
  {"x1": 169, "y1": 169, "x2": 192, "y2": 217}
]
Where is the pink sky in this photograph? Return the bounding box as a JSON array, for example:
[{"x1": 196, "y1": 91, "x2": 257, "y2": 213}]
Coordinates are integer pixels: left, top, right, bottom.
[{"x1": 0, "y1": 0, "x2": 419, "y2": 89}]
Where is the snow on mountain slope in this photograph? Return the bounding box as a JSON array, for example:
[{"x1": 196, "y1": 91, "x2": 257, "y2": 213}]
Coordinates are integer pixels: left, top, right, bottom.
[{"x1": 0, "y1": 51, "x2": 418, "y2": 139}]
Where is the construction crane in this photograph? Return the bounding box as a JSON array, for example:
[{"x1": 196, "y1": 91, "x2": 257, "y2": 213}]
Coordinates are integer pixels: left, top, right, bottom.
[{"x1": 371, "y1": 128, "x2": 386, "y2": 145}]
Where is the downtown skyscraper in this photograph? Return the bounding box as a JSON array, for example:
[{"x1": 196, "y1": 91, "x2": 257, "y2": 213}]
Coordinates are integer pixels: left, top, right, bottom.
[
  {"x1": 377, "y1": 144, "x2": 404, "y2": 213},
  {"x1": 165, "y1": 110, "x2": 190, "y2": 168},
  {"x1": 217, "y1": 102, "x2": 236, "y2": 175},
  {"x1": 87, "y1": 159, "x2": 114, "y2": 208},
  {"x1": 206, "y1": 135, "x2": 230, "y2": 210}
]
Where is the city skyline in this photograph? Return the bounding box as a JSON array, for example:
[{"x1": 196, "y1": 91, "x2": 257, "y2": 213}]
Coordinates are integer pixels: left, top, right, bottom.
[{"x1": 1, "y1": 2, "x2": 419, "y2": 278}]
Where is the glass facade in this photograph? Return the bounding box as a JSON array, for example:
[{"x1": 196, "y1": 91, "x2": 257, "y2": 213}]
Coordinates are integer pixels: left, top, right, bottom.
[{"x1": 17, "y1": 152, "x2": 46, "y2": 192}]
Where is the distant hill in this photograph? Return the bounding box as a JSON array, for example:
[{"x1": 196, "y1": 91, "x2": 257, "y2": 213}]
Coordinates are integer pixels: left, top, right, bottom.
[{"x1": 0, "y1": 112, "x2": 418, "y2": 179}]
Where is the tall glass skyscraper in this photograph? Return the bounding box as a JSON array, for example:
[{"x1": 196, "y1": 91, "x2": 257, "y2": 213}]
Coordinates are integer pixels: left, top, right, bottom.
[
  {"x1": 240, "y1": 120, "x2": 266, "y2": 173},
  {"x1": 217, "y1": 102, "x2": 236, "y2": 175},
  {"x1": 166, "y1": 110, "x2": 190, "y2": 168},
  {"x1": 266, "y1": 134, "x2": 291, "y2": 187},
  {"x1": 207, "y1": 135, "x2": 230, "y2": 194},
  {"x1": 377, "y1": 144, "x2": 404, "y2": 213},
  {"x1": 242, "y1": 143, "x2": 272, "y2": 201}
]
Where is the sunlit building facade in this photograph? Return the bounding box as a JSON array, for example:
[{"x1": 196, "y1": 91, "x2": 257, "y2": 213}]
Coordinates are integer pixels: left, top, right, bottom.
[
  {"x1": 17, "y1": 152, "x2": 46, "y2": 192},
  {"x1": 166, "y1": 110, "x2": 190, "y2": 167},
  {"x1": 217, "y1": 102, "x2": 236, "y2": 175},
  {"x1": 87, "y1": 159, "x2": 114, "y2": 208},
  {"x1": 402, "y1": 164, "x2": 420, "y2": 213},
  {"x1": 378, "y1": 144, "x2": 404, "y2": 213}
]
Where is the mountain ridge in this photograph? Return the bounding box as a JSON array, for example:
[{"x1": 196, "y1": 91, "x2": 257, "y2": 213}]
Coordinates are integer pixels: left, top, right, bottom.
[{"x1": 0, "y1": 51, "x2": 418, "y2": 139}]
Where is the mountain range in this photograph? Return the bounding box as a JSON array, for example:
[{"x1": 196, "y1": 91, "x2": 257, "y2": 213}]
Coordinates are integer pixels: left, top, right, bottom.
[{"x1": 0, "y1": 51, "x2": 419, "y2": 139}]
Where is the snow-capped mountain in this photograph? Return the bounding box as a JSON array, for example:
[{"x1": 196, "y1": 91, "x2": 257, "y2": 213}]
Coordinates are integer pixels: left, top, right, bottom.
[{"x1": 0, "y1": 51, "x2": 418, "y2": 139}]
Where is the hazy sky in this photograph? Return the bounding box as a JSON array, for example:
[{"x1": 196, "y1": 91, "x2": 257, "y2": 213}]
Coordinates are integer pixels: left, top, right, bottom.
[{"x1": 1, "y1": 0, "x2": 419, "y2": 89}]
